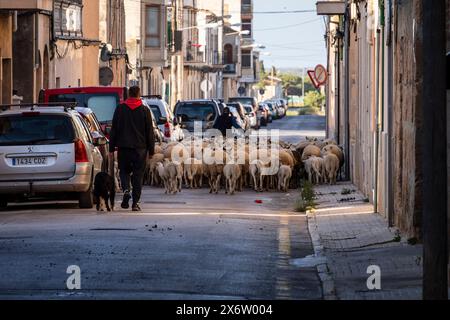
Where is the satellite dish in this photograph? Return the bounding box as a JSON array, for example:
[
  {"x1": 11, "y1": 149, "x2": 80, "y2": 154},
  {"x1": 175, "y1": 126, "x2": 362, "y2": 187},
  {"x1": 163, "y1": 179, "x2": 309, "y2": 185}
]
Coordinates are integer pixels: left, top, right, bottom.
[
  {"x1": 238, "y1": 86, "x2": 246, "y2": 95},
  {"x1": 99, "y1": 67, "x2": 114, "y2": 86}
]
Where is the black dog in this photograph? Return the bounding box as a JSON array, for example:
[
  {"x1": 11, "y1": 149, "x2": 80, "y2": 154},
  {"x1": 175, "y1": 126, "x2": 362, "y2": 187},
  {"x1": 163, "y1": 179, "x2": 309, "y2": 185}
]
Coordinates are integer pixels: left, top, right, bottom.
[{"x1": 93, "y1": 172, "x2": 115, "y2": 212}]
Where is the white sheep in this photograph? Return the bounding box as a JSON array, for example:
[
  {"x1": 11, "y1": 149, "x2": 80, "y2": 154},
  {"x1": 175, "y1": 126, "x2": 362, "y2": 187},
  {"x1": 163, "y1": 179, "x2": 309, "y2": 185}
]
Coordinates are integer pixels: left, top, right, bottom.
[
  {"x1": 223, "y1": 163, "x2": 242, "y2": 195},
  {"x1": 278, "y1": 165, "x2": 292, "y2": 192}
]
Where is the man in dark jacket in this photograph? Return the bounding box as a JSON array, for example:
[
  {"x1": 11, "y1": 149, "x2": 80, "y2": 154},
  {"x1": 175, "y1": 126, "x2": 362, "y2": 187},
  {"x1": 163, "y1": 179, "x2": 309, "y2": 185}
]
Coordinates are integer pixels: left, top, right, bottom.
[
  {"x1": 213, "y1": 107, "x2": 243, "y2": 137},
  {"x1": 109, "y1": 86, "x2": 155, "y2": 212}
]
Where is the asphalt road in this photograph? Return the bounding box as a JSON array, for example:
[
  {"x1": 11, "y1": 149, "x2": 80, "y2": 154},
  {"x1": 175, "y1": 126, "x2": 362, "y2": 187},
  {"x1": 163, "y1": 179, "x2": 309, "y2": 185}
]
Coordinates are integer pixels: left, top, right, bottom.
[{"x1": 0, "y1": 114, "x2": 326, "y2": 300}]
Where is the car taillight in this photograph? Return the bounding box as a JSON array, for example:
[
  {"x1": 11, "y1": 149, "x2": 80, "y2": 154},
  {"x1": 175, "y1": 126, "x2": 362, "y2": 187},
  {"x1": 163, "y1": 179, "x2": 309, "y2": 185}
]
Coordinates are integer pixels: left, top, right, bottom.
[
  {"x1": 74, "y1": 139, "x2": 89, "y2": 163},
  {"x1": 164, "y1": 122, "x2": 171, "y2": 138}
]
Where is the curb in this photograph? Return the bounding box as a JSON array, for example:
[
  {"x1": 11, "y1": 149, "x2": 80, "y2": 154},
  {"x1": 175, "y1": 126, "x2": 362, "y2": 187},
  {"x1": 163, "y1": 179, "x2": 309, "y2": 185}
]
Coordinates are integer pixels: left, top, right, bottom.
[{"x1": 306, "y1": 210, "x2": 337, "y2": 300}]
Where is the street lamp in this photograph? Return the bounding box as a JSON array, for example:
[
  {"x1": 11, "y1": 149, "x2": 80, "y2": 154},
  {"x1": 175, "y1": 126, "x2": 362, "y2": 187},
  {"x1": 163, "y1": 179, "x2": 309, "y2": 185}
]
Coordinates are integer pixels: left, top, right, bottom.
[
  {"x1": 225, "y1": 30, "x2": 250, "y2": 36},
  {"x1": 241, "y1": 44, "x2": 266, "y2": 49},
  {"x1": 179, "y1": 22, "x2": 220, "y2": 31}
]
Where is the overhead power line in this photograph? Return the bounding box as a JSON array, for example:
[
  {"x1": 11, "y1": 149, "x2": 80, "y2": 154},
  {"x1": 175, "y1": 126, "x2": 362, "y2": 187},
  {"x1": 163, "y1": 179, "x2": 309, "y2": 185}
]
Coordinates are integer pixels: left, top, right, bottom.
[
  {"x1": 251, "y1": 9, "x2": 316, "y2": 14},
  {"x1": 254, "y1": 18, "x2": 321, "y2": 31}
]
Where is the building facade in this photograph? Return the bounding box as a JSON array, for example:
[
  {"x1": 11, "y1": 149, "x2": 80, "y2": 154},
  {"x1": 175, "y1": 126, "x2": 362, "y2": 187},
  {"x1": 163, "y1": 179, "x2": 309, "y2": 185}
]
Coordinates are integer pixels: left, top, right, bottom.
[
  {"x1": 139, "y1": 0, "x2": 261, "y2": 108},
  {"x1": 320, "y1": 0, "x2": 449, "y2": 239},
  {"x1": 0, "y1": 11, "x2": 13, "y2": 104}
]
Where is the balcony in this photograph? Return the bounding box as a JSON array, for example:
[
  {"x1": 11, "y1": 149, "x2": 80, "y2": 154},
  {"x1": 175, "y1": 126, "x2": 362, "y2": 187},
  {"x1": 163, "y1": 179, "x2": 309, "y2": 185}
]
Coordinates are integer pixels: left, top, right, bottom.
[{"x1": 0, "y1": 0, "x2": 53, "y2": 10}]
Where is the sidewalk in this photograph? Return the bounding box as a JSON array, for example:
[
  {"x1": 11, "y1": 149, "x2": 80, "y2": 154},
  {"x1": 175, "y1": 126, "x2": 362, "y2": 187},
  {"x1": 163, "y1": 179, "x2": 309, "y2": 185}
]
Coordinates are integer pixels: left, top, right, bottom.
[{"x1": 307, "y1": 183, "x2": 424, "y2": 300}]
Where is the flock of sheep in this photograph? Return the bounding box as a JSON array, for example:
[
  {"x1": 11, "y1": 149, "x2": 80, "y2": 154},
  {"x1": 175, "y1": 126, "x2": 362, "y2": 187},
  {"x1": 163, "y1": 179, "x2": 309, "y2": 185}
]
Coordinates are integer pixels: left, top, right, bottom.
[{"x1": 143, "y1": 137, "x2": 344, "y2": 195}]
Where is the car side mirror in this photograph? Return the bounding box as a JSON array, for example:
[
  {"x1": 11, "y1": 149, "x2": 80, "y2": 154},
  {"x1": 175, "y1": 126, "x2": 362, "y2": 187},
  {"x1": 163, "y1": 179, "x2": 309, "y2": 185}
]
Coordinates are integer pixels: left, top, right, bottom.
[{"x1": 92, "y1": 131, "x2": 107, "y2": 146}]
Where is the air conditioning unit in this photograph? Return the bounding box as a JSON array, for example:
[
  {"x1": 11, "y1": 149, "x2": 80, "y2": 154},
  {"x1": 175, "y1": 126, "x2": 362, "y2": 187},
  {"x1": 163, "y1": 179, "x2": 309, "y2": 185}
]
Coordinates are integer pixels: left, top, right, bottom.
[{"x1": 223, "y1": 64, "x2": 236, "y2": 73}]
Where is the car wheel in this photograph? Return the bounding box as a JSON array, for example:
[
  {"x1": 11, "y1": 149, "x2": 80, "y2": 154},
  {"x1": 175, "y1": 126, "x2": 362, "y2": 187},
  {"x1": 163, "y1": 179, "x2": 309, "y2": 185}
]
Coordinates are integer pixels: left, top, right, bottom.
[{"x1": 79, "y1": 178, "x2": 94, "y2": 209}]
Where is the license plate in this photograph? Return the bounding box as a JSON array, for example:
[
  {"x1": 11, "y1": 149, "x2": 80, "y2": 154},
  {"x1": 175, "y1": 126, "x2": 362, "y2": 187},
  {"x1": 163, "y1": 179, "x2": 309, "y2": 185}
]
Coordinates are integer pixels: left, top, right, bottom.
[{"x1": 12, "y1": 157, "x2": 48, "y2": 166}]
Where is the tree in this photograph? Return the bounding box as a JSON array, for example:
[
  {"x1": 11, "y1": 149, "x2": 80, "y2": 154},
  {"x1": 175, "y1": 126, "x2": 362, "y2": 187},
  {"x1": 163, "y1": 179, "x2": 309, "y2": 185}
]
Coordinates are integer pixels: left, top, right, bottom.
[
  {"x1": 304, "y1": 91, "x2": 325, "y2": 109},
  {"x1": 280, "y1": 73, "x2": 303, "y2": 97}
]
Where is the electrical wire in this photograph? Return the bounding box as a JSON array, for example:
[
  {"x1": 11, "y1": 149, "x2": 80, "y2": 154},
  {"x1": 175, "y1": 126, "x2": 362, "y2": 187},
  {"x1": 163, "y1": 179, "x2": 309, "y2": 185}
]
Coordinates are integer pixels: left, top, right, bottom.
[{"x1": 253, "y1": 18, "x2": 321, "y2": 31}]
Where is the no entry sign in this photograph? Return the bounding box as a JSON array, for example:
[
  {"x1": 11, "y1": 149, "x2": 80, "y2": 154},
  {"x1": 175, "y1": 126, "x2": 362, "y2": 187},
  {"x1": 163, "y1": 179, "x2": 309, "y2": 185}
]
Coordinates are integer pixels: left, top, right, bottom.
[{"x1": 308, "y1": 64, "x2": 328, "y2": 89}]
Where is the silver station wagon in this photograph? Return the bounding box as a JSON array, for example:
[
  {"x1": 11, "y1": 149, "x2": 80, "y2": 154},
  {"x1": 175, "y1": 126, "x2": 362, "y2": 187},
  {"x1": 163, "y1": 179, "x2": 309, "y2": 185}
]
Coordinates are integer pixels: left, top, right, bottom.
[{"x1": 0, "y1": 105, "x2": 104, "y2": 209}]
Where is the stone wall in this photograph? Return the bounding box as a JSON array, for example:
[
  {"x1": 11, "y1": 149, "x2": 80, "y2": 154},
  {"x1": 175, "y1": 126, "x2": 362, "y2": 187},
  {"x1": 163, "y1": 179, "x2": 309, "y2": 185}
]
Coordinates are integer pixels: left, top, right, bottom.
[{"x1": 392, "y1": 1, "x2": 423, "y2": 238}]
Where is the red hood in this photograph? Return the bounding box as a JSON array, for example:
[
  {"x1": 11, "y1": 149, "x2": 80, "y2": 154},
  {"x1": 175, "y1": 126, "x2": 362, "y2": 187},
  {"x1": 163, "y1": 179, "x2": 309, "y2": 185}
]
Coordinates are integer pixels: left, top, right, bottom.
[{"x1": 124, "y1": 98, "x2": 143, "y2": 110}]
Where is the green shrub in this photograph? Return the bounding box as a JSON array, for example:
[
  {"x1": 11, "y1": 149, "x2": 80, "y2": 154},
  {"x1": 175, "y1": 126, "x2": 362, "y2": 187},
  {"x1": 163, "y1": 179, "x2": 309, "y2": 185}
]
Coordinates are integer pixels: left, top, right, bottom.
[{"x1": 294, "y1": 180, "x2": 317, "y2": 212}]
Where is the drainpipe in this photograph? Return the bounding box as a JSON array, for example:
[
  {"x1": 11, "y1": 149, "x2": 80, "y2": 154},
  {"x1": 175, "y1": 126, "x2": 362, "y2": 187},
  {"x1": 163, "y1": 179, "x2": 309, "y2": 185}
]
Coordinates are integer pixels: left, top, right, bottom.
[
  {"x1": 343, "y1": 1, "x2": 350, "y2": 180},
  {"x1": 335, "y1": 41, "x2": 340, "y2": 145},
  {"x1": 386, "y1": 0, "x2": 394, "y2": 227},
  {"x1": 374, "y1": 28, "x2": 380, "y2": 213},
  {"x1": 12, "y1": 11, "x2": 18, "y2": 32},
  {"x1": 374, "y1": 0, "x2": 386, "y2": 214}
]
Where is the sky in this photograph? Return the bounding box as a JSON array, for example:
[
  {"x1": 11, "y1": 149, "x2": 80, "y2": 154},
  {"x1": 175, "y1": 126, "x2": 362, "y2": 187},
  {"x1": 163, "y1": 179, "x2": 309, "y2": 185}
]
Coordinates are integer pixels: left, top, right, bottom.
[{"x1": 253, "y1": 0, "x2": 327, "y2": 71}]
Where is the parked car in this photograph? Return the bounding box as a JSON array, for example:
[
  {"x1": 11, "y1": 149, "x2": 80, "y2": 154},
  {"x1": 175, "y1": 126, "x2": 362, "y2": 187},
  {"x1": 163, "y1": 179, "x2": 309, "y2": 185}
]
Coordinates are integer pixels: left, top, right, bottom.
[
  {"x1": 226, "y1": 102, "x2": 250, "y2": 131},
  {"x1": 75, "y1": 107, "x2": 109, "y2": 172},
  {"x1": 265, "y1": 102, "x2": 279, "y2": 120},
  {"x1": 142, "y1": 95, "x2": 184, "y2": 142},
  {"x1": 243, "y1": 105, "x2": 258, "y2": 129},
  {"x1": 277, "y1": 99, "x2": 288, "y2": 111},
  {"x1": 174, "y1": 100, "x2": 222, "y2": 132},
  {"x1": 228, "y1": 96, "x2": 258, "y2": 112},
  {"x1": 227, "y1": 107, "x2": 246, "y2": 137},
  {"x1": 258, "y1": 103, "x2": 270, "y2": 126},
  {"x1": 0, "y1": 104, "x2": 104, "y2": 209},
  {"x1": 40, "y1": 86, "x2": 128, "y2": 138}
]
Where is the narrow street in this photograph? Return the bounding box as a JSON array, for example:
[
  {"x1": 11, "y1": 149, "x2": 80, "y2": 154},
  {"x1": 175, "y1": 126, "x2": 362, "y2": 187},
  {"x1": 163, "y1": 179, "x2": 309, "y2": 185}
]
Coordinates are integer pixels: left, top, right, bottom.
[{"x1": 0, "y1": 115, "x2": 325, "y2": 300}]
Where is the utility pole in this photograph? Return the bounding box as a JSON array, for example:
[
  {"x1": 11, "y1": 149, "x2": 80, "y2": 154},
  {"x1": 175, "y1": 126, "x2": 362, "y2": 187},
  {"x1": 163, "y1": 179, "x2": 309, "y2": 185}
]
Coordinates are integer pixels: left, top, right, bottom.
[
  {"x1": 343, "y1": 0, "x2": 350, "y2": 181},
  {"x1": 170, "y1": 3, "x2": 177, "y2": 108},
  {"x1": 217, "y1": 0, "x2": 225, "y2": 99},
  {"x1": 170, "y1": 0, "x2": 184, "y2": 108},
  {"x1": 422, "y1": 0, "x2": 448, "y2": 300},
  {"x1": 176, "y1": 0, "x2": 184, "y2": 102}
]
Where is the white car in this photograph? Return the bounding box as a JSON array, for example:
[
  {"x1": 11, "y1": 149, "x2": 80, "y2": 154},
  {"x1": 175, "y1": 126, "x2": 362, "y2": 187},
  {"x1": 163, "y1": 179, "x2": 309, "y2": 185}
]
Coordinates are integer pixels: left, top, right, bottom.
[
  {"x1": 243, "y1": 104, "x2": 258, "y2": 129},
  {"x1": 0, "y1": 105, "x2": 104, "y2": 209},
  {"x1": 142, "y1": 96, "x2": 184, "y2": 142}
]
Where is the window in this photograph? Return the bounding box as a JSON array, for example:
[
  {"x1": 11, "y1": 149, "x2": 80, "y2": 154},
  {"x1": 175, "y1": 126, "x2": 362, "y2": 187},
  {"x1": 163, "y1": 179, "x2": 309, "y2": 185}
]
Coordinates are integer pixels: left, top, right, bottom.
[
  {"x1": 224, "y1": 44, "x2": 233, "y2": 64},
  {"x1": 146, "y1": 6, "x2": 161, "y2": 47},
  {"x1": 53, "y1": 0, "x2": 83, "y2": 39},
  {"x1": 0, "y1": 115, "x2": 75, "y2": 146},
  {"x1": 86, "y1": 95, "x2": 119, "y2": 123},
  {"x1": 241, "y1": 19, "x2": 252, "y2": 38},
  {"x1": 242, "y1": 50, "x2": 252, "y2": 68},
  {"x1": 49, "y1": 93, "x2": 119, "y2": 123}
]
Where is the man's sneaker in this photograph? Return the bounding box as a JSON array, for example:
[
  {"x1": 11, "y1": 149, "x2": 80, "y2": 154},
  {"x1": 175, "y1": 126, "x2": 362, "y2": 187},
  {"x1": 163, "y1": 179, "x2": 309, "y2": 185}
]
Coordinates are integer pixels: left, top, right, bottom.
[
  {"x1": 132, "y1": 203, "x2": 142, "y2": 212},
  {"x1": 121, "y1": 191, "x2": 131, "y2": 209}
]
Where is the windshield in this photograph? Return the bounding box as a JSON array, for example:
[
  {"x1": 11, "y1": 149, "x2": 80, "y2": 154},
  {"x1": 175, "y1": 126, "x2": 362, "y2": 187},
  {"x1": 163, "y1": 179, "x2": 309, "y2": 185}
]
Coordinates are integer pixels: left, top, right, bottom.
[
  {"x1": 229, "y1": 97, "x2": 254, "y2": 106},
  {"x1": 0, "y1": 115, "x2": 75, "y2": 146},
  {"x1": 244, "y1": 106, "x2": 253, "y2": 114},
  {"x1": 148, "y1": 105, "x2": 164, "y2": 125},
  {"x1": 49, "y1": 93, "x2": 119, "y2": 123},
  {"x1": 176, "y1": 103, "x2": 216, "y2": 122}
]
